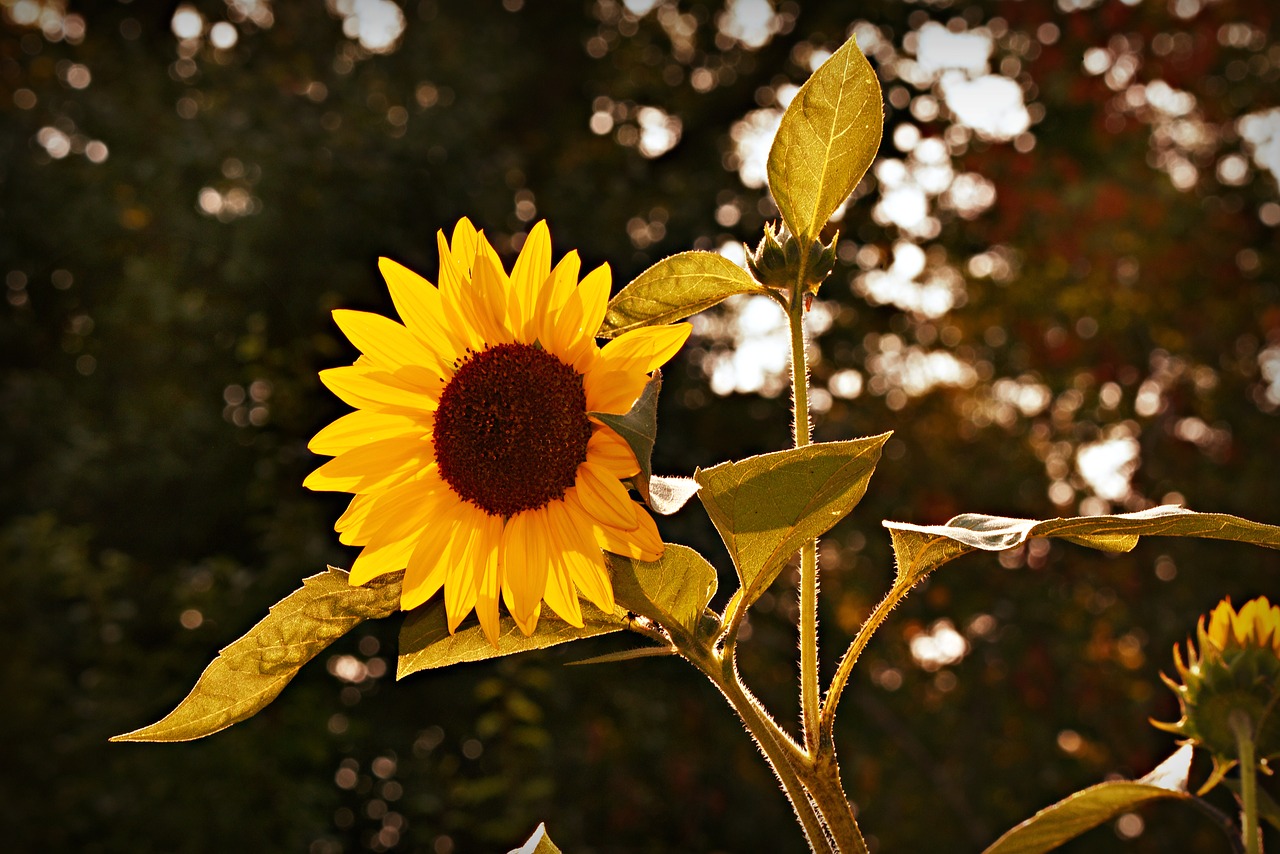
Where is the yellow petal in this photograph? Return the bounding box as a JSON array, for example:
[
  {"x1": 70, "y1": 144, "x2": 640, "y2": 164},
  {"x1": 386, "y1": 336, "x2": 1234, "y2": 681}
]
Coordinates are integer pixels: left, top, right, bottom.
[
  {"x1": 569, "y1": 487, "x2": 662, "y2": 561},
  {"x1": 309, "y1": 410, "x2": 426, "y2": 456},
  {"x1": 450, "y1": 218, "x2": 479, "y2": 275},
  {"x1": 547, "y1": 499, "x2": 614, "y2": 613},
  {"x1": 510, "y1": 220, "x2": 551, "y2": 337},
  {"x1": 576, "y1": 262, "x2": 611, "y2": 341},
  {"x1": 599, "y1": 323, "x2": 692, "y2": 374},
  {"x1": 444, "y1": 508, "x2": 485, "y2": 634},
  {"x1": 340, "y1": 467, "x2": 446, "y2": 546},
  {"x1": 335, "y1": 493, "x2": 377, "y2": 544},
  {"x1": 574, "y1": 461, "x2": 640, "y2": 531},
  {"x1": 377, "y1": 257, "x2": 463, "y2": 358},
  {"x1": 436, "y1": 230, "x2": 485, "y2": 353},
  {"x1": 401, "y1": 498, "x2": 469, "y2": 610},
  {"x1": 472, "y1": 511, "x2": 504, "y2": 647},
  {"x1": 332, "y1": 309, "x2": 449, "y2": 376},
  {"x1": 535, "y1": 250, "x2": 581, "y2": 352},
  {"x1": 587, "y1": 427, "x2": 640, "y2": 478},
  {"x1": 303, "y1": 435, "x2": 432, "y2": 494},
  {"x1": 469, "y1": 249, "x2": 517, "y2": 345},
  {"x1": 543, "y1": 553, "x2": 584, "y2": 628},
  {"x1": 501, "y1": 510, "x2": 549, "y2": 631},
  {"x1": 320, "y1": 366, "x2": 441, "y2": 413}
]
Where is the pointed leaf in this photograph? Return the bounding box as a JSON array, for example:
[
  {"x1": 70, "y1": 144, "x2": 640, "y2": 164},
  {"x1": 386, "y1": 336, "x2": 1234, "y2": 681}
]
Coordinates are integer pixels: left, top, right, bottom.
[
  {"x1": 112, "y1": 567, "x2": 401, "y2": 742},
  {"x1": 983, "y1": 745, "x2": 1193, "y2": 854},
  {"x1": 592, "y1": 371, "x2": 699, "y2": 516},
  {"x1": 566, "y1": 646, "x2": 678, "y2": 666},
  {"x1": 886, "y1": 505, "x2": 1280, "y2": 586},
  {"x1": 608, "y1": 543, "x2": 719, "y2": 641},
  {"x1": 768, "y1": 35, "x2": 883, "y2": 243},
  {"x1": 508, "y1": 823, "x2": 562, "y2": 854},
  {"x1": 397, "y1": 601, "x2": 625, "y2": 678},
  {"x1": 695, "y1": 434, "x2": 890, "y2": 610},
  {"x1": 599, "y1": 251, "x2": 759, "y2": 339}
]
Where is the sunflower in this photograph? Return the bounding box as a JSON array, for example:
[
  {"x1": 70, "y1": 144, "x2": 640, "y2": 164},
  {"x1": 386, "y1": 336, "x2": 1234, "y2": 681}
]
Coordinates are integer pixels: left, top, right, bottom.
[{"x1": 304, "y1": 219, "x2": 690, "y2": 645}]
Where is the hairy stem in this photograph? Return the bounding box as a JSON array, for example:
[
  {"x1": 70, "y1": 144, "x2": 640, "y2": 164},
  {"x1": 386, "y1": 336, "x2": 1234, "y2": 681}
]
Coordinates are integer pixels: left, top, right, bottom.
[
  {"x1": 690, "y1": 644, "x2": 833, "y2": 854},
  {"x1": 1230, "y1": 709, "x2": 1260, "y2": 854},
  {"x1": 822, "y1": 577, "x2": 914, "y2": 742},
  {"x1": 789, "y1": 273, "x2": 821, "y2": 758}
]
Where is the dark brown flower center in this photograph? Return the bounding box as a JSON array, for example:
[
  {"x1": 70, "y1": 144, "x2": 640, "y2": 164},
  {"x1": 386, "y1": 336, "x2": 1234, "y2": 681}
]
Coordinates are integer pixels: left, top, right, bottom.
[{"x1": 433, "y1": 343, "x2": 591, "y2": 517}]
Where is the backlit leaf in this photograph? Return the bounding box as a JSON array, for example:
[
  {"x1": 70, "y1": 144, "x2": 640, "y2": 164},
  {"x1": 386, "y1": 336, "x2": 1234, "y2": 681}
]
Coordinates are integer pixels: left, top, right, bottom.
[
  {"x1": 592, "y1": 371, "x2": 699, "y2": 516},
  {"x1": 397, "y1": 601, "x2": 625, "y2": 678},
  {"x1": 983, "y1": 745, "x2": 1193, "y2": 854},
  {"x1": 608, "y1": 543, "x2": 718, "y2": 641},
  {"x1": 886, "y1": 505, "x2": 1280, "y2": 586},
  {"x1": 695, "y1": 434, "x2": 889, "y2": 610},
  {"x1": 599, "y1": 251, "x2": 759, "y2": 339},
  {"x1": 768, "y1": 35, "x2": 883, "y2": 243},
  {"x1": 111, "y1": 567, "x2": 401, "y2": 742}
]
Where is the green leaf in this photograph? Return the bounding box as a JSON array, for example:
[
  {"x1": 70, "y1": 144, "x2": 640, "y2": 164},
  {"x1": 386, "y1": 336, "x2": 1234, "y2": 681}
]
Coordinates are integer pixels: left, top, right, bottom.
[
  {"x1": 508, "y1": 823, "x2": 562, "y2": 854},
  {"x1": 886, "y1": 505, "x2": 1280, "y2": 586},
  {"x1": 608, "y1": 543, "x2": 719, "y2": 641},
  {"x1": 592, "y1": 370, "x2": 699, "y2": 516},
  {"x1": 768, "y1": 35, "x2": 883, "y2": 243},
  {"x1": 599, "y1": 251, "x2": 759, "y2": 339},
  {"x1": 397, "y1": 601, "x2": 625, "y2": 679},
  {"x1": 695, "y1": 434, "x2": 890, "y2": 610},
  {"x1": 112, "y1": 567, "x2": 401, "y2": 742},
  {"x1": 983, "y1": 745, "x2": 1193, "y2": 854}
]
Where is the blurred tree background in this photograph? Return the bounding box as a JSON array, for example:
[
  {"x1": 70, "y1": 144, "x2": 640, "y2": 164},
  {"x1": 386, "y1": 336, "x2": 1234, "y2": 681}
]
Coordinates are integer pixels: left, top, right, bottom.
[{"x1": 2, "y1": 0, "x2": 1277, "y2": 851}]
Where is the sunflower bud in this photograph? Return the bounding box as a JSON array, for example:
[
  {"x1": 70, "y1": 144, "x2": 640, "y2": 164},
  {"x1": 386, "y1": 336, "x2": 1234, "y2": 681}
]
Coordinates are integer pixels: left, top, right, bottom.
[
  {"x1": 1153, "y1": 596, "x2": 1280, "y2": 789},
  {"x1": 745, "y1": 223, "x2": 838, "y2": 294}
]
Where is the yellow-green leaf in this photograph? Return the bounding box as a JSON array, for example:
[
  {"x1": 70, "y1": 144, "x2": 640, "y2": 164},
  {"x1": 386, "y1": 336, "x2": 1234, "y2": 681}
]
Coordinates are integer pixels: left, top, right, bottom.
[
  {"x1": 695, "y1": 434, "x2": 889, "y2": 609},
  {"x1": 608, "y1": 543, "x2": 718, "y2": 642},
  {"x1": 886, "y1": 505, "x2": 1280, "y2": 586},
  {"x1": 592, "y1": 370, "x2": 699, "y2": 516},
  {"x1": 983, "y1": 745, "x2": 1193, "y2": 854},
  {"x1": 111, "y1": 567, "x2": 401, "y2": 743},
  {"x1": 599, "y1": 251, "x2": 759, "y2": 339},
  {"x1": 397, "y1": 601, "x2": 625, "y2": 679},
  {"x1": 508, "y1": 823, "x2": 562, "y2": 854},
  {"x1": 768, "y1": 35, "x2": 883, "y2": 244}
]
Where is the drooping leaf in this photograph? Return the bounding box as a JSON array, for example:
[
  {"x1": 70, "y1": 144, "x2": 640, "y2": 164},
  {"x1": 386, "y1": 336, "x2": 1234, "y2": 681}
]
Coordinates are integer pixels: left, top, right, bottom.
[
  {"x1": 983, "y1": 745, "x2": 1193, "y2": 854},
  {"x1": 886, "y1": 505, "x2": 1280, "y2": 586},
  {"x1": 507, "y1": 823, "x2": 562, "y2": 854},
  {"x1": 768, "y1": 35, "x2": 883, "y2": 244},
  {"x1": 695, "y1": 434, "x2": 890, "y2": 610},
  {"x1": 112, "y1": 567, "x2": 401, "y2": 742},
  {"x1": 599, "y1": 251, "x2": 759, "y2": 339},
  {"x1": 608, "y1": 543, "x2": 719, "y2": 641},
  {"x1": 592, "y1": 370, "x2": 699, "y2": 516},
  {"x1": 397, "y1": 600, "x2": 625, "y2": 679}
]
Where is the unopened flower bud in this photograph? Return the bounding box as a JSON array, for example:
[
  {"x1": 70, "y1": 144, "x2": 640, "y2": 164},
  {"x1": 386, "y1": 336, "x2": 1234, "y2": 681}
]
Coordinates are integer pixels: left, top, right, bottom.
[{"x1": 745, "y1": 222, "x2": 838, "y2": 296}]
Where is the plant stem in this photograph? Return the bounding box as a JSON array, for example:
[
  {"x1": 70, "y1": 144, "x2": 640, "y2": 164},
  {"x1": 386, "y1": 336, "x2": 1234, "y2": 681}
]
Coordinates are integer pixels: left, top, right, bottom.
[
  {"x1": 789, "y1": 274, "x2": 821, "y2": 758},
  {"x1": 689, "y1": 644, "x2": 833, "y2": 854},
  {"x1": 1230, "y1": 709, "x2": 1260, "y2": 854},
  {"x1": 822, "y1": 577, "x2": 914, "y2": 742}
]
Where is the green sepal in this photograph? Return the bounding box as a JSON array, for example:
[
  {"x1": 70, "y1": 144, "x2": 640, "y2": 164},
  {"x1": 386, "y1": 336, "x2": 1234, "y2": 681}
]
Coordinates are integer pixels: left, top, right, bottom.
[
  {"x1": 591, "y1": 370, "x2": 699, "y2": 516},
  {"x1": 111, "y1": 567, "x2": 401, "y2": 742},
  {"x1": 695, "y1": 434, "x2": 889, "y2": 614}
]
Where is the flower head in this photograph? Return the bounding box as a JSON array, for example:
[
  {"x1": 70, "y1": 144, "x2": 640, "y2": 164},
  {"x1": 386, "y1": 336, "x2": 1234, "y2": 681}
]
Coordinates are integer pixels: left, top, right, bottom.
[
  {"x1": 305, "y1": 219, "x2": 690, "y2": 644},
  {"x1": 1153, "y1": 596, "x2": 1280, "y2": 789}
]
